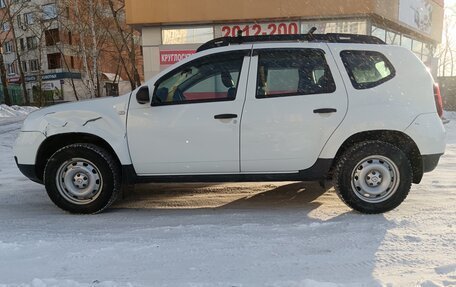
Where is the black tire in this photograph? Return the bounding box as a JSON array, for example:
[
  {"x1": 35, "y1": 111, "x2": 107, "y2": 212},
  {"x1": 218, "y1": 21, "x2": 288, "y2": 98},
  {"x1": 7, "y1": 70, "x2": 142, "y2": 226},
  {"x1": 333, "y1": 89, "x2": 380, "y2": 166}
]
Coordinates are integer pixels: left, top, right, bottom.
[
  {"x1": 44, "y1": 143, "x2": 121, "y2": 214},
  {"x1": 333, "y1": 140, "x2": 412, "y2": 214}
]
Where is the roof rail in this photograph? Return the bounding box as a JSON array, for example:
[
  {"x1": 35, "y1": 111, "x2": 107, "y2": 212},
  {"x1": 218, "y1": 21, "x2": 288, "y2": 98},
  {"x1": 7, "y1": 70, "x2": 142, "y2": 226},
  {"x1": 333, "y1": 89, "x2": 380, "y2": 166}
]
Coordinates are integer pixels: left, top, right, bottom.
[{"x1": 197, "y1": 33, "x2": 386, "y2": 52}]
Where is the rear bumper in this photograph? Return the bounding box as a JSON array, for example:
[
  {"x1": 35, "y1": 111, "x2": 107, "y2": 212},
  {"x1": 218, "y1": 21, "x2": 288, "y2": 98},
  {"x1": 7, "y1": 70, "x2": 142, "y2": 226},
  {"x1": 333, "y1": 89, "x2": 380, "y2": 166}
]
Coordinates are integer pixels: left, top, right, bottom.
[
  {"x1": 422, "y1": 153, "x2": 443, "y2": 173},
  {"x1": 14, "y1": 157, "x2": 42, "y2": 184}
]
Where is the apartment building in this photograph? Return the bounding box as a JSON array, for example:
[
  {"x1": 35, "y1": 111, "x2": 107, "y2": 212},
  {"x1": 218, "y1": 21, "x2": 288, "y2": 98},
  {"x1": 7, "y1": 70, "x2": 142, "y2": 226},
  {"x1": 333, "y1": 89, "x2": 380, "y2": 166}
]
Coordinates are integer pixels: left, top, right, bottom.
[{"x1": 0, "y1": 0, "x2": 142, "y2": 103}]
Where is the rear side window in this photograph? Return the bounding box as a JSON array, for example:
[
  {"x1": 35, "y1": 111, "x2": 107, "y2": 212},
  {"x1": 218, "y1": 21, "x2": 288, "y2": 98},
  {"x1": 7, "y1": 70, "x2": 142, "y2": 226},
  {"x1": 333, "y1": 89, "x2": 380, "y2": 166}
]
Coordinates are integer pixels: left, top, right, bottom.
[
  {"x1": 256, "y1": 49, "x2": 336, "y2": 98},
  {"x1": 340, "y1": 50, "x2": 395, "y2": 89}
]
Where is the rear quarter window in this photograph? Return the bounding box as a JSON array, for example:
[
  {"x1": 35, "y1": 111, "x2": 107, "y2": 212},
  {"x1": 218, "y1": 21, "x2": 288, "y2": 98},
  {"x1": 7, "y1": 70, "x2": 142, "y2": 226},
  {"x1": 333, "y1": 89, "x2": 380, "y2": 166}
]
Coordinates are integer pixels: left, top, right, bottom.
[{"x1": 340, "y1": 50, "x2": 396, "y2": 89}]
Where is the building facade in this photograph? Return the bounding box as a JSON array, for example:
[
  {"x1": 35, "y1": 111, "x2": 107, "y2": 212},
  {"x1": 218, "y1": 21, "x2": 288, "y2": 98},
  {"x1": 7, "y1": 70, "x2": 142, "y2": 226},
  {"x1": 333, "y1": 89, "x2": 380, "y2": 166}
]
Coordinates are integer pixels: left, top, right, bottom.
[
  {"x1": 0, "y1": 0, "x2": 143, "y2": 104},
  {"x1": 1, "y1": 0, "x2": 82, "y2": 103},
  {"x1": 126, "y1": 0, "x2": 445, "y2": 81}
]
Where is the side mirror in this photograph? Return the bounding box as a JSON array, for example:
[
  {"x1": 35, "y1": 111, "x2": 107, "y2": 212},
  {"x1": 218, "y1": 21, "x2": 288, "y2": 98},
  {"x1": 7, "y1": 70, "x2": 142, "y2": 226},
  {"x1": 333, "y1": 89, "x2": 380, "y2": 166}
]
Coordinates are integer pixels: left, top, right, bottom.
[{"x1": 136, "y1": 86, "x2": 150, "y2": 104}]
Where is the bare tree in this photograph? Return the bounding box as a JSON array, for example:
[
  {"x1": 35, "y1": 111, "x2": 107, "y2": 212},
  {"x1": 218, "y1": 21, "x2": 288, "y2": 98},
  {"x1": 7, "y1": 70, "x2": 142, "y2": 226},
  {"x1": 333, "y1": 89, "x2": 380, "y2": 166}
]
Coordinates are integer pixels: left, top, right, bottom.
[
  {"x1": 69, "y1": 0, "x2": 110, "y2": 98},
  {"x1": 0, "y1": 9, "x2": 12, "y2": 105},
  {"x1": 5, "y1": 0, "x2": 32, "y2": 105},
  {"x1": 104, "y1": 0, "x2": 142, "y2": 91},
  {"x1": 0, "y1": 0, "x2": 30, "y2": 105},
  {"x1": 437, "y1": 4, "x2": 456, "y2": 77}
]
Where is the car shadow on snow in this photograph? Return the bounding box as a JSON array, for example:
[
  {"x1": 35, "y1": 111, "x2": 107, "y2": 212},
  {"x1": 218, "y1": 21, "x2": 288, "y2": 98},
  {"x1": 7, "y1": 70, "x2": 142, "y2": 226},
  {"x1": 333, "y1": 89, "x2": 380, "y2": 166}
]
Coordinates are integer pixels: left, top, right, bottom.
[
  {"x1": 114, "y1": 181, "x2": 329, "y2": 211},
  {"x1": 111, "y1": 181, "x2": 390, "y2": 285}
]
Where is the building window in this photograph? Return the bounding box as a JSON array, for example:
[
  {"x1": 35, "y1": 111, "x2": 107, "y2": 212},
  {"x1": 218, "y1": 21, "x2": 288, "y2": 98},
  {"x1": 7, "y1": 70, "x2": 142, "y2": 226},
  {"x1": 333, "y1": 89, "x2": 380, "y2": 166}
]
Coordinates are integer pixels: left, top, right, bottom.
[
  {"x1": 401, "y1": 36, "x2": 412, "y2": 50},
  {"x1": 162, "y1": 27, "x2": 214, "y2": 44},
  {"x1": 19, "y1": 38, "x2": 25, "y2": 51},
  {"x1": 45, "y1": 29, "x2": 60, "y2": 46},
  {"x1": 68, "y1": 31, "x2": 72, "y2": 45},
  {"x1": 7, "y1": 63, "x2": 17, "y2": 75},
  {"x1": 0, "y1": 0, "x2": 5, "y2": 9},
  {"x1": 412, "y1": 40, "x2": 423, "y2": 59},
  {"x1": 22, "y1": 61, "x2": 28, "y2": 72},
  {"x1": 70, "y1": 56, "x2": 75, "y2": 69},
  {"x1": 302, "y1": 20, "x2": 367, "y2": 35},
  {"x1": 3, "y1": 41, "x2": 13, "y2": 53},
  {"x1": 47, "y1": 53, "x2": 62, "y2": 69},
  {"x1": 386, "y1": 31, "x2": 401, "y2": 45},
  {"x1": 26, "y1": 36, "x2": 38, "y2": 50},
  {"x1": 423, "y1": 43, "x2": 433, "y2": 57},
  {"x1": 42, "y1": 4, "x2": 57, "y2": 20},
  {"x1": 25, "y1": 13, "x2": 34, "y2": 25},
  {"x1": 17, "y1": 14, "x2": 22, "y2": 28},
  {"x1": 29, "y1": 59, "x2": 40, "y2": 71},
  {"x1": 2, "y1": 22, "x2": 10, "y2": 32},
  {"x1": 371, "y1": 25, "x2": 386, "y2": 42}
]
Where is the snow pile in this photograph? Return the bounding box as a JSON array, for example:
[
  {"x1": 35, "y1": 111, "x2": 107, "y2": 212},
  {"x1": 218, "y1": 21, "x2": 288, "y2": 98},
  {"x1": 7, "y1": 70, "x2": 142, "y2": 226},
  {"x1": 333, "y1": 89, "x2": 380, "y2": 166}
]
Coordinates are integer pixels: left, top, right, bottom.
[{"x1": 0, "y1": 104, "x2": 38, "y2": 118}]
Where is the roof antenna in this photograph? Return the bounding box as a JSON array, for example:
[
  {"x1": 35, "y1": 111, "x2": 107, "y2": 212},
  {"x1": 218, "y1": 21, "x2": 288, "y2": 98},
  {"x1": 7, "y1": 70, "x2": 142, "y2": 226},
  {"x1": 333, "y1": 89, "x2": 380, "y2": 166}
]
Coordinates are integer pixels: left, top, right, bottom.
[
  {"x1": 307, "y1": 27, "x2": 317, "y2": 41},
  {"x1": 236, "y1": 29, "x2": 243, "y2": 44},
  {"x1": 308, "y1": 27, "x2": 317, "y2": 35}
]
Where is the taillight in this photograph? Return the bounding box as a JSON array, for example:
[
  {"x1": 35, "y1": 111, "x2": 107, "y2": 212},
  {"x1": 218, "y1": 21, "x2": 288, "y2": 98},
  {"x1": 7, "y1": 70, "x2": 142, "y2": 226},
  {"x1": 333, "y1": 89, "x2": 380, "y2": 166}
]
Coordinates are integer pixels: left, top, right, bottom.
[{"x1": 434, "y1": 83, "x2": 443, "y2": 118}]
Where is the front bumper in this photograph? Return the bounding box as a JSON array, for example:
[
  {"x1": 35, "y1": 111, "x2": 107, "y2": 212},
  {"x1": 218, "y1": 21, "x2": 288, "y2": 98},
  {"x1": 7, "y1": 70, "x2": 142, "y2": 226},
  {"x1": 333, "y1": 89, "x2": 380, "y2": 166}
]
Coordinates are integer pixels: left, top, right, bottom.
[
  {"x1": 14, "y1": 131, "x2": 46, "y2": 184},
  {"x1": 14, "y1": 158, "x2": 42, "y2": 184}
]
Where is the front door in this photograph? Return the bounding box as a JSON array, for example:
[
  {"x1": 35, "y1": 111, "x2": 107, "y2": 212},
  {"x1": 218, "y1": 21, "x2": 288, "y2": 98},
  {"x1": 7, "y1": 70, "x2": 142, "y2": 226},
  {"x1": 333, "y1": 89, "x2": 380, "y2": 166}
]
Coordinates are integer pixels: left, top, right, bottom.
[{"x1": 128, "y1": 49, "x2": 251, "y2": 175}]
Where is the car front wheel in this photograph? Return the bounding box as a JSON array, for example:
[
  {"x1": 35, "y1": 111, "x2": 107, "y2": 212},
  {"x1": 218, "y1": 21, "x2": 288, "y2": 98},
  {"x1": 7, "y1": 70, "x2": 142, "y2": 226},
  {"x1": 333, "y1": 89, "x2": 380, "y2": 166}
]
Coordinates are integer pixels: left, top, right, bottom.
[{"x1": 44, "y1": 143, "x2": 121, "y2": 214}]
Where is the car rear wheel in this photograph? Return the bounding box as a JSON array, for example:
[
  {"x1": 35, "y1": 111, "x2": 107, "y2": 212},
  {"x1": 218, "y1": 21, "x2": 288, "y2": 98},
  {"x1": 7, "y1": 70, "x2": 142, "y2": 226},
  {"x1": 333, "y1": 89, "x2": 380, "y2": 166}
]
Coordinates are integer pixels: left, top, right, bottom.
[
  {"x1": 333, "y1": 141, "x2": 412, "y2": 214},
  {"x1": 44, "y1": 143, "x2": 121, "y2": 214}
]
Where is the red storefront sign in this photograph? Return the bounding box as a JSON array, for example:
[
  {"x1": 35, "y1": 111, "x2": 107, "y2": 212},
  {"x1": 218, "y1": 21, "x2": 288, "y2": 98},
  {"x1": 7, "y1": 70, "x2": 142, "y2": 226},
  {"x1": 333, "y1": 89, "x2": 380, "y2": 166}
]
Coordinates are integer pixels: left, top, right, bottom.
[
  {"x1": 160, "y1": 50, "x2": 196, "y2": 65},
  {"x1": 7, "y1": 76, "x2": 21, "y2": 84},
  {"x1": 219, "y1": 21, "x2": 300, "y2": 37}
]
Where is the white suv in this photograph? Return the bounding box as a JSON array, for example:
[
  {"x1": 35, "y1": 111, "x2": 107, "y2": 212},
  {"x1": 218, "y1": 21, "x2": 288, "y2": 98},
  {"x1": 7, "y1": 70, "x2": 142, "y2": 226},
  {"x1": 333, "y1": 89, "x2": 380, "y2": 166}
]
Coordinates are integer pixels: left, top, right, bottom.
[{"x1": 14, "y1": 33, "x2": 446, "y2": 214}]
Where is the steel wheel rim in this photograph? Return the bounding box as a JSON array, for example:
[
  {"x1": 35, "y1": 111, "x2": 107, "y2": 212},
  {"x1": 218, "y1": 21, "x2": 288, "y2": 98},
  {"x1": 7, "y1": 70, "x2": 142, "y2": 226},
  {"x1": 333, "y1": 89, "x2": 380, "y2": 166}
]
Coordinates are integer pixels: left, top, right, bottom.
[
  {"x1": 55, "y1": 158, "x2": 103, "y2": 205},
  {"x1": 351, "y1": 155, "x2": 400, "y2": 203}
]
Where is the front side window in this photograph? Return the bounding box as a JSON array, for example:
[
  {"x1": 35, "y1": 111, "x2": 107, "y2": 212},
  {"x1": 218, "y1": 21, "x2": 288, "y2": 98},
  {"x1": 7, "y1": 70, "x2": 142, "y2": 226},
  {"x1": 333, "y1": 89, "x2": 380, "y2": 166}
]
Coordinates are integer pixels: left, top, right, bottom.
[
  {"x1": 256, "y1": 49, "x2": 336, "y2": 98},
  {"x1": 153, "y1": 51, "x2": 246, "y2": 105},
  {"x1": 340, "y1": 50, "x2": 395, "y2": 89}
]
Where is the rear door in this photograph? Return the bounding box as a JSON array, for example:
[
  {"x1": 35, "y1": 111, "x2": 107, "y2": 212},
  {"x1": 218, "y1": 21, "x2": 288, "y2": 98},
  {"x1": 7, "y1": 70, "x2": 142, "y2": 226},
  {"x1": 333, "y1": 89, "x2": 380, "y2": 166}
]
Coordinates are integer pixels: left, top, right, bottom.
[{"x1": 240, "y1": 43, "x2": 348, "y2": 172}]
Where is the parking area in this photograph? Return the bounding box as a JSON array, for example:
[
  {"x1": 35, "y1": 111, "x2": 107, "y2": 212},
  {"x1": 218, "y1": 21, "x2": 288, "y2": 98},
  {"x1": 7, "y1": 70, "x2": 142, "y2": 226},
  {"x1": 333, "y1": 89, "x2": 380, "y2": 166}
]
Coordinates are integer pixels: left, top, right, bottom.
[{"x1": 0, "y1": 117, "x2": 455, "y2": 287}]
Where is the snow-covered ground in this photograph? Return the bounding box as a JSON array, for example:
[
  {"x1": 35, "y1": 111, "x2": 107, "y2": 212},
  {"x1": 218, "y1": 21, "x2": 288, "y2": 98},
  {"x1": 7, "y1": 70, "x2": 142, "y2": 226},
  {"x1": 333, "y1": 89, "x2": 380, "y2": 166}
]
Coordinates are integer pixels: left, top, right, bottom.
[
  {"x1": 0, "y1": 104, "x2": 38, "y2": 119},
  {"x1": 0, "y1": 110, "x2": 455, "y2": 287}
]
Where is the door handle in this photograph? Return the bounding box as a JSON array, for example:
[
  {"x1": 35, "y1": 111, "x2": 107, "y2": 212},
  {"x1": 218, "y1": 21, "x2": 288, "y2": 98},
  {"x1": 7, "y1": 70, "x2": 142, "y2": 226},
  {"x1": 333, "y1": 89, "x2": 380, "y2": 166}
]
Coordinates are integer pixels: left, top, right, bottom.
[
  {"x1": 313, "y1": 108, "x2": 337, "y2": 114},
  {"x1": 214, "y1": 114, "x2": 238, "y2": 119}
]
